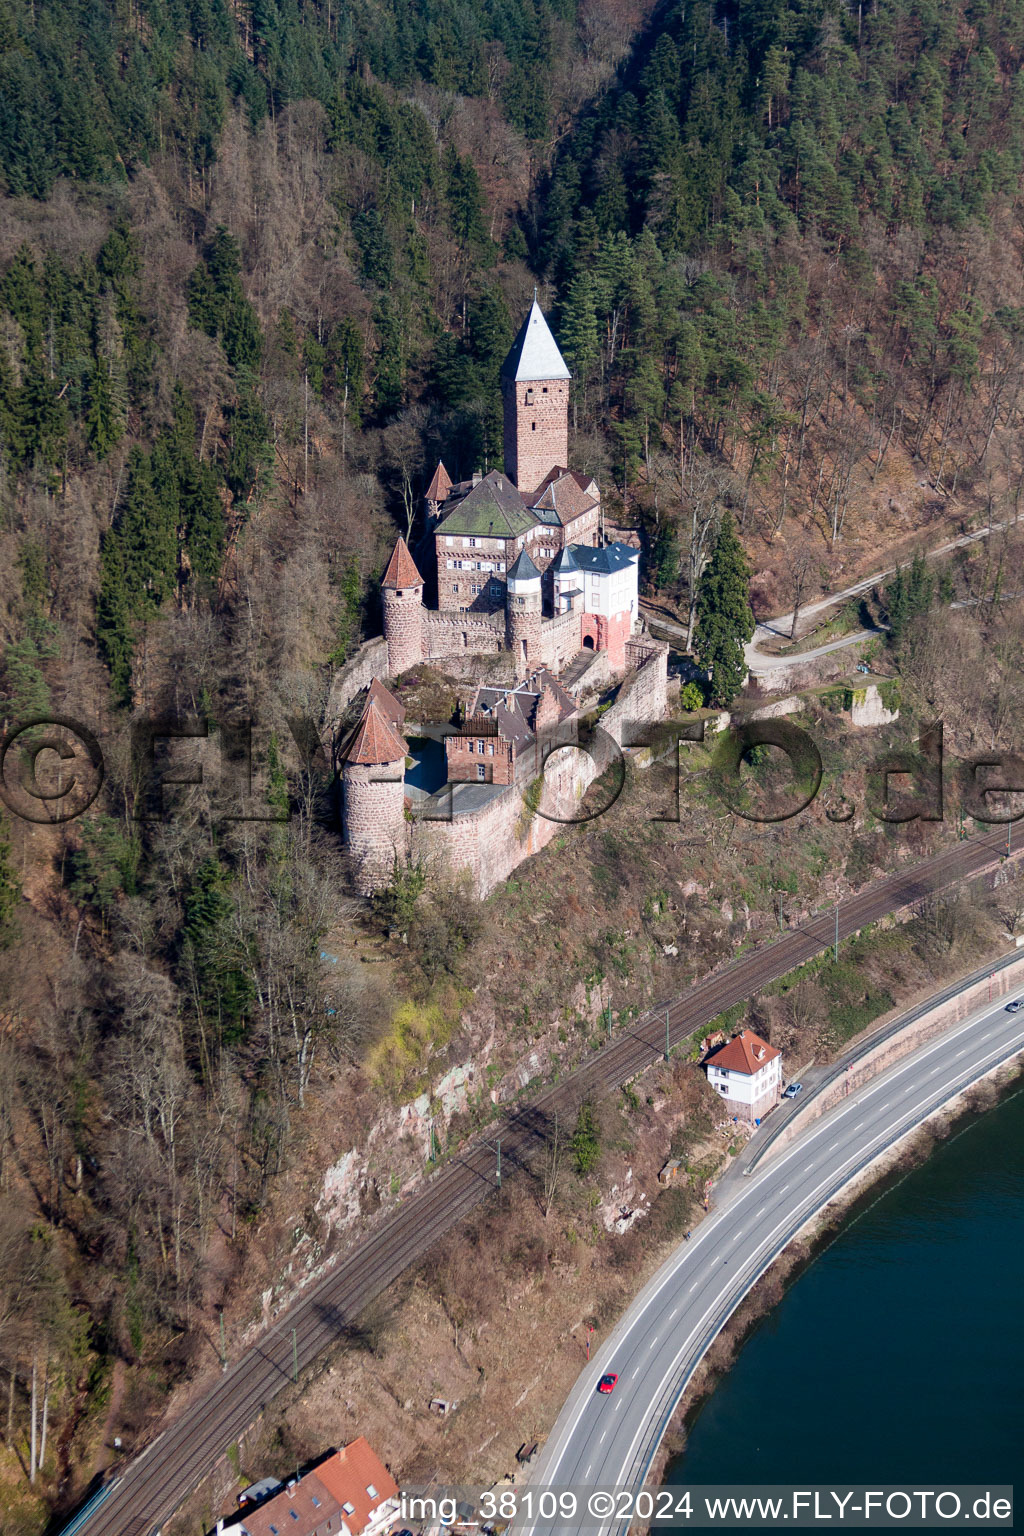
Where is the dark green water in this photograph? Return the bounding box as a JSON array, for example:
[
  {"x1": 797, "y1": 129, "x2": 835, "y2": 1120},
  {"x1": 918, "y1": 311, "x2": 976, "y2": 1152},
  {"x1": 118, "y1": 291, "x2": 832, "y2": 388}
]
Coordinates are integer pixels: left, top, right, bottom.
[{"x1": 667, "y1": 1087, "x2": 1024, "y2": 1489}]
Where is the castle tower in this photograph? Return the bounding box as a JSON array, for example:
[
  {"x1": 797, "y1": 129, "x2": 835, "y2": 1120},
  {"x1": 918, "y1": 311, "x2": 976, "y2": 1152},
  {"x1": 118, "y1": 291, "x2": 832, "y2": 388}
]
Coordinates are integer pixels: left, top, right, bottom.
[
  {"x1": 500, "y1": 299, "x2": 571, "y2": 496},
  {"x1": 550, "y1": 545, "x2": 581, "y2": 614},
  {"x1": 424, "y1": 460, "x2": 452, "y2": 528},
  {"x1": 381, "y1": 535, "x2": 425, "y2": 677},
  {"x1": 505, "y1": 549, "x2": 543, "y2": 679},
  {"x1": 341, "y1": 694, "x2": 409, "y2": 896}
]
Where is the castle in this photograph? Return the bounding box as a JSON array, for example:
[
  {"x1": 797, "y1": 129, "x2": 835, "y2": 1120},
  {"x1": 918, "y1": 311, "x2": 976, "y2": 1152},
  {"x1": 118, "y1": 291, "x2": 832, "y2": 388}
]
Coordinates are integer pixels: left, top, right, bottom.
[{"x1": 336, "y1": 299, "x2": 669, "y2": 898}]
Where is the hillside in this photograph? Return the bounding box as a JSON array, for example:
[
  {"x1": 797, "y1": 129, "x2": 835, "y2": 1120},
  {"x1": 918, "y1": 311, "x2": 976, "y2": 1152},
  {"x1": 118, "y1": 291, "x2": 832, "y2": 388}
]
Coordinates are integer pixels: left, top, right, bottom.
[{"x1": 1, "y1": 0, "x2": 1024, "y2": 1525}]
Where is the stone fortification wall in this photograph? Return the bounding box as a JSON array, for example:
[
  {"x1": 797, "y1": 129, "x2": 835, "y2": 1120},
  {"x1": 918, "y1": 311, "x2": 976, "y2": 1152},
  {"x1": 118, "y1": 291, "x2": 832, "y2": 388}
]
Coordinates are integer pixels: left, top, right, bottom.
[
  {"x1": 326, "y1": 637, "x2": 389, "y2": 724},
  {"x1": 411, "y1": 742, "x2": 599, "y2": 897},
  {"x1": 599, "y1": 645, "x2": 669, "y2": 747},
  {"x1": 423, "y1": 610, "x2": 504, "y2": 661},
  {"x1": 538, "y1": 609, "x2": 584, "y2": 673}
]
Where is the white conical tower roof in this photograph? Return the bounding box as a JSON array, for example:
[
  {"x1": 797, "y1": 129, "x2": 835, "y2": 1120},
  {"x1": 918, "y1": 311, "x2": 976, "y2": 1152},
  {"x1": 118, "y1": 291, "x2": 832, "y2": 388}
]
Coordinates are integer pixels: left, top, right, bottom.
[{"x1": 501, "y1": 298, "x2": 571, "y2": 382}]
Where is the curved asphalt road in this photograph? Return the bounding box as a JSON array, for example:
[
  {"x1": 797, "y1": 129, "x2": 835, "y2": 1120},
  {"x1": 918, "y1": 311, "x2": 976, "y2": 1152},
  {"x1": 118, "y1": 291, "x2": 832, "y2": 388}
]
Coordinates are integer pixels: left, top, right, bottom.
[{"x1": 525, "y1": 987, "x2": 1024, "y2": 1535}]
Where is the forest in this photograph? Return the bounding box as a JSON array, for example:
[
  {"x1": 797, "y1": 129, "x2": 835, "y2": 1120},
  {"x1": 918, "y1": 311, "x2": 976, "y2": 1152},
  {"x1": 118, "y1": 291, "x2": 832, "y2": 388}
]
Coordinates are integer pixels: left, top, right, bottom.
[{"x1": 2, "y1": 0, "x2": 1024, "y2": 1522}]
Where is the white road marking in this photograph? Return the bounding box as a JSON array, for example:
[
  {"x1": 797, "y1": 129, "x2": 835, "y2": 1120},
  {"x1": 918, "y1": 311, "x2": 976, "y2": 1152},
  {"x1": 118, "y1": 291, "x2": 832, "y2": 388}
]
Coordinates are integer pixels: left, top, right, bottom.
[
  {"x1": 829, "y1": 1141, "x2": 839, "y2": 1150},
  {"x1": 956, "y1": 1049, "x2": 967, "y2": 1058},
  {"x1": 689, "y1": 1281, "x2": 699, "y2": 1292},
  {"x1": 669, "y1": 1307, "x2": 679, "y2": 1319},
  {"x1": 631, "y1": 1367, "x2": 640, "y2": 1380}
]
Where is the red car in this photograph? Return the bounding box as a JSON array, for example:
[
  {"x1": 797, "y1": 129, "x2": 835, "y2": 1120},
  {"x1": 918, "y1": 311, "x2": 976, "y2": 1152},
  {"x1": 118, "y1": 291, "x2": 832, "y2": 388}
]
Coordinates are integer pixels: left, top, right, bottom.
[{"x1": 597, "y1": 1373, "x2": 618, "y2": 1394}]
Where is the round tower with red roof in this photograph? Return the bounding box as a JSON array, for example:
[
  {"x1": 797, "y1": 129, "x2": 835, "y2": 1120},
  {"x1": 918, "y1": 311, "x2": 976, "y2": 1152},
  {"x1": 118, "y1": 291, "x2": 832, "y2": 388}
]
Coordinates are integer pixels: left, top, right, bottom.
[
  {"x1": 381, "y1": 535, "x2": 425, "y2": 677},
  {"x1": 341, "y1": 685, "x2": 409, "y2": 895}
]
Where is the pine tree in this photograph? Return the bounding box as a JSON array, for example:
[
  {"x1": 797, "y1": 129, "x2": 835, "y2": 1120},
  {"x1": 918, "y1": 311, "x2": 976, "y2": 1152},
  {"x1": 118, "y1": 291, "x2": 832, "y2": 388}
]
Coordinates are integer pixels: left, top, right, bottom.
[{"x1": 693, "y1": 512, "x2": 755, "y2": 706}]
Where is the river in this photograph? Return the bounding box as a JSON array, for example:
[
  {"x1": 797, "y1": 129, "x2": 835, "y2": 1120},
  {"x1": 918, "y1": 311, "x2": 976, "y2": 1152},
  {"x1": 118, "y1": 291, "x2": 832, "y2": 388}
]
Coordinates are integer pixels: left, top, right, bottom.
[{"x1": 666, "y1": 1085, "x2": 1023, "y2": 1491}]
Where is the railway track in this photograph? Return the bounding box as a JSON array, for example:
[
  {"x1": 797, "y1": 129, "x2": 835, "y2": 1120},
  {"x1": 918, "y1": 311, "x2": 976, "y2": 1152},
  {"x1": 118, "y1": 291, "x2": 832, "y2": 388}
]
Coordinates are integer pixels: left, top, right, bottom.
[{"x1": 76, "y1": 827, "x2": 1015, "y2": 1536}]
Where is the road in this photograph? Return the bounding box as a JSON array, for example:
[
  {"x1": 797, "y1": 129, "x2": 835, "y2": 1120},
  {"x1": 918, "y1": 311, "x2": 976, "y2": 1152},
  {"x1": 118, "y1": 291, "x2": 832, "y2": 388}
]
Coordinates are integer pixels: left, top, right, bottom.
[
  {"x1": 643, "y1": 512, "x2": 1018, "y2": 675},
  {"x1": 524, "y1": 986, "x2": 1024, "y2": 1535},
  {"x1": 72, "y1": 828, "x2": 1018, "y2": 1536}
]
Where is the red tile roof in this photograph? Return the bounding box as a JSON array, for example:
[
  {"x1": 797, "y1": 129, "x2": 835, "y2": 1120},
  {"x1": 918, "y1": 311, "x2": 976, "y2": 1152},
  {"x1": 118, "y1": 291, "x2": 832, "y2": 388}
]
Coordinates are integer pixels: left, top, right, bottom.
[
  {"x1": 237, "y1": 1472, "x2": 340, "y2": 1536},
  {"x1": 341, "y1": 698, "x2": 407, "y2": 766},
  {"x1": 425, "y1": 460, "x2": 452, "y2": 503},
  {"x1": 231, "y1": 1442, "x2": 398, "y2": 1536},
  {"x1": 381, "y1": 537, "x2": 423, "y2": 589},
  {"x1": 315, "y1": 1438, "x2": 399, "y2": 1536},
  {"x1": 366, "y1": 677, "x2": 405, "y2": 732},
  {"x1": 705, "y1": 1028, "x2": 780, "y2": 1075}
]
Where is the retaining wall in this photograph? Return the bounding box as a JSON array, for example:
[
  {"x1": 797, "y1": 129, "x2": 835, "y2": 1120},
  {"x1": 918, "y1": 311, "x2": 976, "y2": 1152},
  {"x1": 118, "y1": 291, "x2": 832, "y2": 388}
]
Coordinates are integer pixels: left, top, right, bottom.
[{"x1": 763, "y1": 950, "x2": 1024, "y2": 1160}]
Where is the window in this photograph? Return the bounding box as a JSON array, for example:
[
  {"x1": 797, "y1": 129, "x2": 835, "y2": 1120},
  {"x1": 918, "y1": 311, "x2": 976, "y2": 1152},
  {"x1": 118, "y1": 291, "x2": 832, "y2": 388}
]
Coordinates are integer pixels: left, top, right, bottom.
[
  {"x1": 525, "y1": 388, "x2": 534, "y2": 404},
  {"x1": 531, "y1": 421, "x2": 536, "y2": 431},
  {"x1": 469, "y1": 537, "x2": 478, "y2": 547},
  {"x1": 270, "y1": 1527, "x2": 279, "y2": 1534},
  {"x1": 477, "y1": 764, "x2": 486, "y2": 781},
  {"x1": 542, "y1": 385, "x2": 548, "y2": 394},
  {"x1": 367, "y1": 1486, "x2": 379, "y2": 1500},
  {"x1": 290, "y1": 1512, "x2": 300, "y2": 1522},
  {"x1": 344, "y1": 1503, "x2": 357, "y2": 1515},
  {"x1": 468, "y1": 740, "x2": 475, "y2": 753},
  {"x1": 452, "y1": 584, "x2": 459, "y2": 593},
  {"x1": 487, "y1": 742, "x2": 494, "y2": 756},
  {"x1": 312, "y1": 1498, "x2": 322, "y2": 1509},
  {"x1": 477, "y1": 740, "x2": 485, "y2": 752}
]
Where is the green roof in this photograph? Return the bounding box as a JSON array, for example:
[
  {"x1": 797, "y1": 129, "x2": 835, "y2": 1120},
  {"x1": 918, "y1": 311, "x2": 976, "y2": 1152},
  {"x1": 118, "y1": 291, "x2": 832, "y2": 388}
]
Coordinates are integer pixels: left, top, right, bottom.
[{"x1": 435, "y1": 472, "x2": 536, "y2": 539}]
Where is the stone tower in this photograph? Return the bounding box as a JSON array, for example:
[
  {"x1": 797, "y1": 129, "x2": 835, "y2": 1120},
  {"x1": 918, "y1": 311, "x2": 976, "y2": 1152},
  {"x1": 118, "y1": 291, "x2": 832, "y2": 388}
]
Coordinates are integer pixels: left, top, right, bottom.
[
  {"x1": 381, "y1": 535, "x2": 425, "y2": 677},
  {"x1": 341, "y1": 692, "x2": 409, "y2": 896},
  {"x1": 501, "y1": 299, "x2": 571, "y2": 496},
  {"x1": 505, "y1": 549, "x2": 543, "y2": 679}
]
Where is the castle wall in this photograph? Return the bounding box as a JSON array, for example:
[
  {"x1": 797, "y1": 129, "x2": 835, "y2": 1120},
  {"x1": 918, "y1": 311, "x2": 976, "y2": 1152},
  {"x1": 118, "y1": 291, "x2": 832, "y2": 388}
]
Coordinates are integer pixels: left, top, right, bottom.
[
  {"x1": 537, "y1": 609, "x2": 584, "y2": 673},
  {"x1": 327, "y1": 637, "x2": 390, "y2": 724},
  {"x1": 599, "y1": 646, "x2": 669, "y2": 748},
  {"x1": 411, "y1": 741, "x2": 598, "y2": 898},
  {"x1": 423, "y1": 610, "x2": 504, "y2": 661}
]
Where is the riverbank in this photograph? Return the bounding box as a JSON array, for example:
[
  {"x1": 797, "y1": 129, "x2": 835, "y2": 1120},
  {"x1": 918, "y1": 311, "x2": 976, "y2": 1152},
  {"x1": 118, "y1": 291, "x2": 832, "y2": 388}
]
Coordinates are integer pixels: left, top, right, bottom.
[{"x1": 650, "y1": 1052, "x2": 1024, "y2": 1496}]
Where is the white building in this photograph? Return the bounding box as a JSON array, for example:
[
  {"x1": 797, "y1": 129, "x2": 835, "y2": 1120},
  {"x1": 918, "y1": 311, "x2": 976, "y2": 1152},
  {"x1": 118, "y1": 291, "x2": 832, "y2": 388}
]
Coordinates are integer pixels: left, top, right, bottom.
[{"x1": 704, "y1": 1028, "x2": 782, "y2": 1123}]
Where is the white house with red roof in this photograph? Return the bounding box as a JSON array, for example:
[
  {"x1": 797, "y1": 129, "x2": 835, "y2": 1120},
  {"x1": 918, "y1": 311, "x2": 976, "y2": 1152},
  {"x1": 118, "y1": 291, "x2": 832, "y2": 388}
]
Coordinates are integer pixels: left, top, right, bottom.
[{"x1": 704, "y1": 1028, "x2": 782, "y2": 1123}]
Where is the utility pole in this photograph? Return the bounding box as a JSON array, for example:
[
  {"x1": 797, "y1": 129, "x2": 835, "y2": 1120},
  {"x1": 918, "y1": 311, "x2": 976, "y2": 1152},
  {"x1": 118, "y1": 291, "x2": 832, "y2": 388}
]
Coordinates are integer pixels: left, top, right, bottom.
[
  {"x1": 218, "y1": 1306, "x2": 227, "y2": 1372},
  {"x1": 834, "y1": 904, "x2": 840, "y2": 963},
  {"x1": 428, "y1": 1116, "x2": 436, "y2": 1165},
  {"x1": 481, "y1": 1136, "x2": 502, "y2": 1188},
  {"x1": 665, "y1": 1006, "x2": 671, "y2": 1062},
  {"x1": 606, "y1": 1003, "x2": 613, "y2": 1040},
  {"x1": 292, "y1": 1327, "x2": 299, "y2": 1384}
]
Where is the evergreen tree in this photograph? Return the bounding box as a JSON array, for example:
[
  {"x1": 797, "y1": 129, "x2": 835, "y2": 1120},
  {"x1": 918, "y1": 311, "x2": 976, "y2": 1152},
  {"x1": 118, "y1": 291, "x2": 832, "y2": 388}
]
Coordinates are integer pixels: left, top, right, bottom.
[{"x1": 693, "y1": 512, "x2": 755, "y2": 706}]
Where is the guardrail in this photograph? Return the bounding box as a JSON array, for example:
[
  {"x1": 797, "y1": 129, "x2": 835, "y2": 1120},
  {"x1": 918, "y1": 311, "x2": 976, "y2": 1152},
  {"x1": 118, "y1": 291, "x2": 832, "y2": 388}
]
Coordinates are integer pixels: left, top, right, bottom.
[
  {"x1": 618, "y1": 1028, "x2": 1024, "y2": 1518},
  {"x1": 57, "y1": 1480, "x2": 117, "y2": 1536},
  {"x1": 744, "y1": 945, "x2": 1024, "y2": 1176}
]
